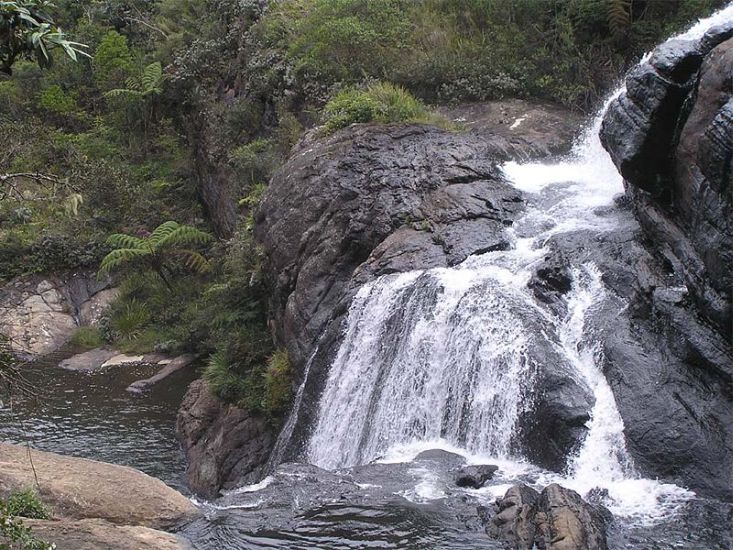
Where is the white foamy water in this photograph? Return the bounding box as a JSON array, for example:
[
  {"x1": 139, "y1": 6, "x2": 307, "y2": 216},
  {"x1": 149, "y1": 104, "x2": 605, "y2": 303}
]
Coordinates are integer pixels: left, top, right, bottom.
[{"x1": 305, "y1": 5, "x2": 731, "y2": 524}]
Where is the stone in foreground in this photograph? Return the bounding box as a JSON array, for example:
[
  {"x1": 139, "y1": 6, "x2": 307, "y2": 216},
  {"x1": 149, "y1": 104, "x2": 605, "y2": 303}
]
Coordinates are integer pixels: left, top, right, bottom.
[{"x1": 0, "y1": 443, "x2": 197, "y2": 529}]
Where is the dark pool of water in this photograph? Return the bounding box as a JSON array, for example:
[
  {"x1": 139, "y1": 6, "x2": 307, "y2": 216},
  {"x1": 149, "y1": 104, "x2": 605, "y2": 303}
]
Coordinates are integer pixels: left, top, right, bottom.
[{"x1": 0, "y1": 354, "x2": 198, "y2": 493}]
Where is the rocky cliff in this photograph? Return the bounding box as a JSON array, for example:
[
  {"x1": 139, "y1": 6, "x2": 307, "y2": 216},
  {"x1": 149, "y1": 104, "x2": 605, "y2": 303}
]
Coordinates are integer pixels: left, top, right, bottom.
[{"x1": 599, "y1": 23, "x2": 733, "y2": 499}]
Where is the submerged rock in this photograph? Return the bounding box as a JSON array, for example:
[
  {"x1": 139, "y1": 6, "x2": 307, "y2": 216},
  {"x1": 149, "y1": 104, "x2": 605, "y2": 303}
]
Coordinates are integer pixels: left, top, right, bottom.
[
  {"x1": 488, "y1": 483, "x2": 608, "y2": 550},
  {"x1": 176, "y1": 379, "x2": 274, "y2": 498},
  {"x1": 0, "y1": 443, "x2": 197, "y2": 529},
  {"x1": 454, "y1": 464, "x2": 498, "y2": 489}
]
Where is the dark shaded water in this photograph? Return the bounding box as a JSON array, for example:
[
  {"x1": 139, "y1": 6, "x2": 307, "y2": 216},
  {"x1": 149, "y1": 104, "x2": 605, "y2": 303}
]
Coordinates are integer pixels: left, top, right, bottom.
[{"x1": 0, "y1": 353, "x2": 197, "y2": 492}]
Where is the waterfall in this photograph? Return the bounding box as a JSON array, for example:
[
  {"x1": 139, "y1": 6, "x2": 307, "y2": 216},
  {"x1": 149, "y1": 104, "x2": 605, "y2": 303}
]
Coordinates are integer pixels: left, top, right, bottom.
[{"x1": 304, "y1": 4, "x2": 732, "y2": 519}]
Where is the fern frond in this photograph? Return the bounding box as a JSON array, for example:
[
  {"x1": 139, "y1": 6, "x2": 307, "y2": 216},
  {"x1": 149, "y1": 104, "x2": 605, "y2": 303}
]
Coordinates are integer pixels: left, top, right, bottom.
[
  {"x1": 105, "y1": 233, "x2": 145, "y2": 249},
  {"x1": 104, "y1": 87, "x2": 144, "y2": 98},
  {"x1": 155, "y1": 225, "x2": 213, "y2": 249},
  {"x1": 147, "y1": 220, "x2": 181, "y2": 247},
  {"x1": 174, "y1": 249, "x2": 211, "y2": 273},
  {"x1": 98, "y1": 248, "x2": 150, "y2": 275},
  {"x1": 141, "y1": 62, "x2": 163, "y2": 94},
  {"x1": 607, "y1": 0, "x2": 631, "y2": 38}
]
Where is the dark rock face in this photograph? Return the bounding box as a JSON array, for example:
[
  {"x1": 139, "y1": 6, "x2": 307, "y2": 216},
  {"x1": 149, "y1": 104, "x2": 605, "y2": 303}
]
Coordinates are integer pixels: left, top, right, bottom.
[
  {"x1": 175, "y1": 379, "x2": 274, "y2": 498},
  {"x1": 488, "y1": 483, "x2": 608, "y2": 550},
  {"x1": 599, "y1": 24, "x2": 733, "y2": 500},
  {"x1": 600, "y1": 25, "x2": 733, "y2": 334},
  {"x1": 454, "y1": 465, "x2": 498, "y2": 489},
  {"x1": 254, "y1": 112, "x2": 580, "y2": 460}
]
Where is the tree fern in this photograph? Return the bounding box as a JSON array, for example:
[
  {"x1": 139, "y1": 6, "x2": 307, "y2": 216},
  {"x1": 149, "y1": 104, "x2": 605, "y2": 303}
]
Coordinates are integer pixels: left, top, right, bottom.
[{"x1": 98, "y1": 220, "x2": 213, "y2": 289}]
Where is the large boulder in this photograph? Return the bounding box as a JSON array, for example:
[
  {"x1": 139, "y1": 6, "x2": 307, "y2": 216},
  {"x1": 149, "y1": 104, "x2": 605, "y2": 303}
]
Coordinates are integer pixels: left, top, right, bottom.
[
  {"x1": 488, "y1": 483, "x2": 609, "y2": 550},
  {"x1": 0, "y1": 443, "x2": 197, "y2": 529},
  {"x1": 600, "y1": 24, "x2": 733, "y2": 334},
  {"x1": 599, "y1": 24, "x2": 733, "y2": 500},
  {"x1": 176, "y1": 379, "x2": 275, "y2": 498},
  {"x1": 254, "y1": 105, "x2": 582, "y2": 461}
]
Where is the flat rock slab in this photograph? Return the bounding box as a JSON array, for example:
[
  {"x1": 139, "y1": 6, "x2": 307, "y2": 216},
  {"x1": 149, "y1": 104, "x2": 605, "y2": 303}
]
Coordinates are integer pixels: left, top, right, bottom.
[
  {"x1": 0, "y1": 443, "x2": 197, "y2": 529},
  {"x1": 59, "y1": 348, "x2": 118, "y2": 371},
  {"x1": 101, "y1": 354, "x2": 145, "y2": 368},
  {"x1": 127, "y1": 354, "x2": 196, "y2": 394},
  {"x1": 24, "y1": 518, "x2": 188, "y2": 550}
]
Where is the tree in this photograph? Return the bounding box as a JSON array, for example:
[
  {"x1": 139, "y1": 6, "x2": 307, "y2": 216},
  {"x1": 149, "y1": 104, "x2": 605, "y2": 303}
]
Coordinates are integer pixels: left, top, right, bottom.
[
  {"x1": 0, "y1": 0, "x2": 89, "y2": 75},
  {"x1": 98, "y1": 220, "x2": 213, "y2": 290}
]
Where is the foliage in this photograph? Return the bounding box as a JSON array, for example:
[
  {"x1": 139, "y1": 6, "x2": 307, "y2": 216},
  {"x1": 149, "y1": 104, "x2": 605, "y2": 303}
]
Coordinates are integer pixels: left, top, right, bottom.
[
  {"x1": 262, "y1": 350, "x2": 292, "y2": 416},
  {"x1": 0, "y1": 489, "x2": 53, "y2": 550},
  {"x1": 322, "y1": 82, "x2": 445, "y2": 133},
  {"x1": 4, "y1": 489, "x2": 50, "y2": 520},
  {"x1": 92, "y1": 30, "x2": 132, "y2": 87},
  {"x1": 0, "y1": 0, "x2": 89, "y2": 75},
  {"x1": 69, "y1": 326, "x2": 105, "y2": 349},
  {"x1": 98, "y1": 220, "x2": 212, "y2": 290}
]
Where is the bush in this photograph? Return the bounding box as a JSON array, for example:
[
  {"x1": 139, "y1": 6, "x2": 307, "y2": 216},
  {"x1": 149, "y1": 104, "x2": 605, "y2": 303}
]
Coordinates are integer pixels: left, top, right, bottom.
[
  {"x1": 262, "y1": 350, "x2": 292, "y2": 416},
  {"x1": 322, "y1": 82, "x2": 445, "y2": 133},
  {"x1": 70, "y1": 326, "x2": 105, "y2": 349},
  {"x1": 39, "y1": 85, "x2": 77, "y2": 115},
  {"x1": 5, "y1": 489, "x2": 50, "y2": 520},
  {"x1": 0, "y1": 490, "x2": 52, "y2": 550}
]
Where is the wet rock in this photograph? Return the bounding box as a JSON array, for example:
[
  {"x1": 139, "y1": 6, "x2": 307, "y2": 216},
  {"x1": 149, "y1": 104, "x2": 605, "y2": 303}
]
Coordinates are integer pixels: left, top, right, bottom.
[
  {"x1": 601, "y1": 31, "x2": 733, "y2": 334},
  {"x1": 414, "y1": 449, "x2": 467, "y2": 468},
  {"x1": 59, "y1": 348, "x2": 118, "y2": 371},
  {"x1": 454, "y1": 464, "x2": 498, "y2": 489},
  {"x1": 488, "y1": 484, "x2": 540, "y2": 548},
  {"x1": 255, "y1": 105, "x2": 580, "y2": 461},
  {"x1": 0, "y1": 443, "x2": 197, "y2": 529},
  {"x1": 24, "y1": 518, "x2": 188, "y2": 550},
  {"x1": 176, "y1": 379, "x2": 275, "y2": 498},
  {"x1": 599, "y1": 27, "x2": 733, "y2": 499},
  {"x1": 488, "y1": 484, "x2": 608, "y2": 550}
]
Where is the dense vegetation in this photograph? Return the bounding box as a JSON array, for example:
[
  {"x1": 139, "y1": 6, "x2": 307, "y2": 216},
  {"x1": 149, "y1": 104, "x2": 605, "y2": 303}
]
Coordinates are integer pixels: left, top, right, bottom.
[{"x1": 0, "y1": 0, "x2": 724, "y2": 416}]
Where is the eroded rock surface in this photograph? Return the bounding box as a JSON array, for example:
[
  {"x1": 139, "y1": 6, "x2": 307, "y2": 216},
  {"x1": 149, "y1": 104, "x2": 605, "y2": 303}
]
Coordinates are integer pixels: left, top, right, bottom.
[
  {"x1": 0, "y1": 273, "x2": 116, "y2": 358},
  {"x1": 254, "y1": 107, "x2": 581, "y2": 462},
  {"x1": 0, "y1": 443, "x2": 197, "y2": 529},
  {"x1": 488, "y1": 483, "x2": 608, "y2": 550},
  {"x1": 176, "y1": 379, "x2": 275, "y2": 498},
  {"x1": 24, "y1": 518, "x2": 188, "y2": 550},
  {"x1": 599, "y1": 23, "x2": 733, "y2": 499}
]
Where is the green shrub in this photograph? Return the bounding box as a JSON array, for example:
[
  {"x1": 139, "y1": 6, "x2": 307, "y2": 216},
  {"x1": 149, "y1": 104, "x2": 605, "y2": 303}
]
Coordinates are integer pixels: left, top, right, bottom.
[
  {"x1": 108, "y1": 298, "x2": 151, "y2": 342},
  {"x1": 322, "y1": 82, "x2": 445, "y2": 133},
  {"x1": 70, "y1": 326, "x2": 105, "y2": 349},
  {"x1": 93, "y1": 30, "x2": 134, "y2": 88},
  {"x1": 262, "y1": 350, "x2": 292, "y2": 416},
  {"x1": 39, "y1": 85, "x2": 77, "y2": 115},
  {"x1": 203, "y1": 350, "x2": 250, "y2": 403},
  {"x1": 5, "y1": 489, "x2": 50, "y2": 520}
]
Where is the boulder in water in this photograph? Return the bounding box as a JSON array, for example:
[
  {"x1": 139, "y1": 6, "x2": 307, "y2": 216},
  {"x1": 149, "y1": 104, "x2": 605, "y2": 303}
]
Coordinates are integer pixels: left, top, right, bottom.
[
  {"x1": 454, "y1": 464, "x2": 498, "y2": 489},
  {"x1": 414, "y1": 449, "x2": 467, "y2": 468},
  {"x1": 176, "y1": 379, "x2": 275, "y2": 498},
  {"x1": 488, "y1": 483, "x2": 609, "y2": 550}
]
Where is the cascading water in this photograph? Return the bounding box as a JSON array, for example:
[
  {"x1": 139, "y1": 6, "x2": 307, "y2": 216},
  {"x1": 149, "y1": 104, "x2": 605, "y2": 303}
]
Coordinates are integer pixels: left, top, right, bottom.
[{"x1": 306, "y1": 4, "x2": 733, "y2": 521}]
